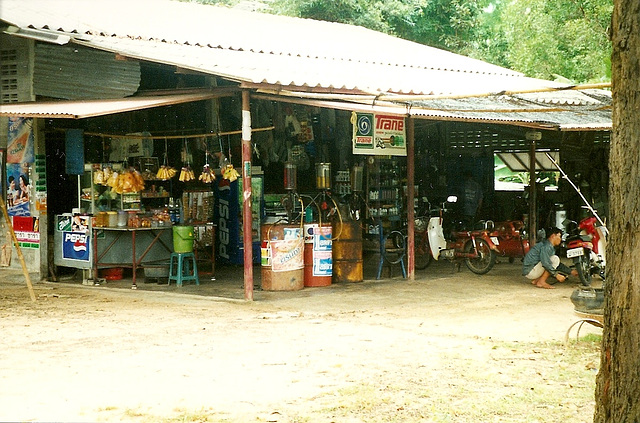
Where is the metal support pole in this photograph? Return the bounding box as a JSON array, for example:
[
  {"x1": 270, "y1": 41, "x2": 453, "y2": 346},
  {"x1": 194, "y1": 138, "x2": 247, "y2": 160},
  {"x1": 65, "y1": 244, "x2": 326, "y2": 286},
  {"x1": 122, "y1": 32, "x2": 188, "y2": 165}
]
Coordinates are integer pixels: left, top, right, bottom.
[
  {"x1": 241, "y1": 90, "x2": 254, "y2": 301},
  {"x1": 406, "y1": 117, "x2": 415, "y2": 280}
]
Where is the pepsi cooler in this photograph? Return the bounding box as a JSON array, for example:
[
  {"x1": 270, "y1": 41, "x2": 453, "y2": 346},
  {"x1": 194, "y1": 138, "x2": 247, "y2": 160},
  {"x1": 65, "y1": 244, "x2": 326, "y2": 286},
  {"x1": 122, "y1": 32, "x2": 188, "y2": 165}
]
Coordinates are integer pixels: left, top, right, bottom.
[{"x1": 54, "y1": 214, "x2": 93, "y2": 269}]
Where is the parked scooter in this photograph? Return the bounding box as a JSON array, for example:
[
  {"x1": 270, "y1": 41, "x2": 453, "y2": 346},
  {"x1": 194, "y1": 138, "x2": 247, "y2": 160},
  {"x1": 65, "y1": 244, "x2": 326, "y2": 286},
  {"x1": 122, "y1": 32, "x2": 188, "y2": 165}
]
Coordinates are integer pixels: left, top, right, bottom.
[
  {"x1": 546, "y1": 153, "x2": 609, "y2": 294},
  {"x1": 423, "y1": 196, "x2": 498, "y2": 274},
  {"x1": 564, "y1": 215, "x2": 607, "y2": 286},
  {"x1": 486, "y1": 220, "x2": 530, "y2": 263},
  {"x1": 544, "y1": 152, "x2": 608, "y2": 288}
]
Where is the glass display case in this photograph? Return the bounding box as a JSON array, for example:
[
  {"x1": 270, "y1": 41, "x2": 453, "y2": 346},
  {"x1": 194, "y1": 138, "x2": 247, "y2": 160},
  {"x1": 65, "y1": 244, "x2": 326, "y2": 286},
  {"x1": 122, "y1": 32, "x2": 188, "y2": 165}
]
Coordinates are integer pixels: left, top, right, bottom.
[{"x1": 79, "y1": 163, "x2": 142, "y2": 213}]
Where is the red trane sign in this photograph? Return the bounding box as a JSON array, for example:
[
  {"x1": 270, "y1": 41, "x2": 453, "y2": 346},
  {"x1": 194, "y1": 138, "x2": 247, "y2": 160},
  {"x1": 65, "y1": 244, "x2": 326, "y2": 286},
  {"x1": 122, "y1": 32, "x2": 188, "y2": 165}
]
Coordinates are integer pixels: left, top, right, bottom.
[{"x1": 375, "y1": 115, "x2": 404, "y2": 131}]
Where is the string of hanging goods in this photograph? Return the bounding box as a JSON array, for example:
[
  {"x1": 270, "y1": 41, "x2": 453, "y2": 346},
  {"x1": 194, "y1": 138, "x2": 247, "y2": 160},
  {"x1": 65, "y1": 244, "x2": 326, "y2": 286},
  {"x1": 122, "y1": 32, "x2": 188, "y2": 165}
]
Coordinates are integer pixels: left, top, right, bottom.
[
  {"x1": 199, "y1": 145, "x2": 216, "y2": 183},
  {"x1": 156, "y1": 137, "x2": 177, "y2": 180},
  {"x1": 221, "y1": 134, "x2": 239, "y2": 182},
  {"x1": 179, "y1": 138, "x2": 195, "y2": 182}
]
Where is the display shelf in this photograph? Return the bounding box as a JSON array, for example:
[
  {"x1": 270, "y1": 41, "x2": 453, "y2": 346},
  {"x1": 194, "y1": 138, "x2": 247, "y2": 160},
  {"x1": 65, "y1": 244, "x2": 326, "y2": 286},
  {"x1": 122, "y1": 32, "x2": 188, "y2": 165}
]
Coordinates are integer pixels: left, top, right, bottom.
[
  {"x1": 182, "y1": 189, "x2": 215, "y2": 224},
  {"x1": 121, "y1": 192, "x2": 141, "y2": 211},
  {"x1": 80, "y1": 163, "x2": 123, "y2": 214},
  {"x1": 365, "y1": 157, "x2": 406, "y2": 234},
  {"x1": 141, "y1": 191, "x2": 170, "y2": 199}
]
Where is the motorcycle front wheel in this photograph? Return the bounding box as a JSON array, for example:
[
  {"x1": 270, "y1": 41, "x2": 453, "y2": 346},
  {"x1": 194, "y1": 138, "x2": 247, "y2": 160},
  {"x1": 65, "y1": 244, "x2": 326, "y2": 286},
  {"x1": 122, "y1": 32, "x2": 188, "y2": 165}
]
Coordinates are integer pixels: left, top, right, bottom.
[
  {"x1": 414, "y1": 232, "x2": 432, "y2": 270},
  {"x1": 573, "y1": 255, "x2": 592, "y2": 286},
  {"x1": 464, "y1": 238, "x2": 496, "y2": 275}
]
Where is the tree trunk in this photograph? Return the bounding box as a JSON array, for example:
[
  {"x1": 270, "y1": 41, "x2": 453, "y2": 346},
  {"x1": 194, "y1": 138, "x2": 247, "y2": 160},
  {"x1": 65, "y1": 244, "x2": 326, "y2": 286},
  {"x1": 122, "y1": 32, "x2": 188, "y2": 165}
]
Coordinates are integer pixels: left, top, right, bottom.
[{"x1": 594, "y1": 0, "x2": 640, "y2": 421}]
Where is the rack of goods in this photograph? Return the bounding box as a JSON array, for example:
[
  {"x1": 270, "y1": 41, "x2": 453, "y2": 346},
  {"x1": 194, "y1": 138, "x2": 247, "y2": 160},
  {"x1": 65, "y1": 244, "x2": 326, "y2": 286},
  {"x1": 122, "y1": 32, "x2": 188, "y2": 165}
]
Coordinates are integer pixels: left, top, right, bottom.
[{"x1": 365, "y1": 156, "x2": 406, "y2": 235}]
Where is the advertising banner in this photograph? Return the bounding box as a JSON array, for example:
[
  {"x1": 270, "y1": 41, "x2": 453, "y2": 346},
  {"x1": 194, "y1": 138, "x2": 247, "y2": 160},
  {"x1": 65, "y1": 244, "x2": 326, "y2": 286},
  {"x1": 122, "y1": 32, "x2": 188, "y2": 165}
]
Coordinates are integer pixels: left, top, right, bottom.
[
  {"x1": 7, "y1": 118, "x2": 34, "y2": 217},
  {"x1": 352, "y1": 112, "x2": 406, "y2": 156},
  {"x1": 7, "y1": 117, "x2": 34, "y2": 164}
]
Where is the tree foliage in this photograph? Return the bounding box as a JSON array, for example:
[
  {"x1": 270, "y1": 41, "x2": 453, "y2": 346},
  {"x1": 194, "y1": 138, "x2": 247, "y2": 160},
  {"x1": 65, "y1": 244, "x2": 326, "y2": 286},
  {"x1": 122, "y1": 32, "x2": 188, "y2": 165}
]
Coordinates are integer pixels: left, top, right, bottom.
[
  {"x1": 268, "y1": 0, "x2": 487, "y2": 54},
  {"x1": 190, "y1": 0, "x2": 612, "y2": 83},
  {"x1": 495, "y1": 0, "x2": 612, "y2": 82}
]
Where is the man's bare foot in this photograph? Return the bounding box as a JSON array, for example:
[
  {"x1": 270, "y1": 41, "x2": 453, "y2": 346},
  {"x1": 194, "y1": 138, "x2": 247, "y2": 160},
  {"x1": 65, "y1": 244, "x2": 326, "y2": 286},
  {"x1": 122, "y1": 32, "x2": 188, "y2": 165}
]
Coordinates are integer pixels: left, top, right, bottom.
[{"x1": 535, "y1": 281, "x2": 555, "y2": 289}]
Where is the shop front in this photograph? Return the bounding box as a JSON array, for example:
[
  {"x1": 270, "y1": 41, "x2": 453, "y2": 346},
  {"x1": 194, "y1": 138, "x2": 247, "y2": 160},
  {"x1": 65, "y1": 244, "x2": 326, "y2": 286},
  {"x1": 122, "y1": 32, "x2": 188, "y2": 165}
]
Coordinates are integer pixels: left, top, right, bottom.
[
  {"x1": 0, "y1": 2, "x2": 612, "y2": 300},
  {"x1": 1, "y1": 92, "x2": 411, "y2": 295}
]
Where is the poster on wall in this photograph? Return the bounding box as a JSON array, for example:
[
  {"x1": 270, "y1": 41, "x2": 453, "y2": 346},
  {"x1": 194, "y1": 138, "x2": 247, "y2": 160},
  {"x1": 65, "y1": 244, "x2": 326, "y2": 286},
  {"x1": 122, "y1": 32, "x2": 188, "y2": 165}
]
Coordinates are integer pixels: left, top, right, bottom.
[
  {"x1": 7, "y1": 117, "x2": 35, "y2": 164},
  {"x1": 6, "y1": 163, "x2": 31, "y2": 217},
  {"x1": 7, "y1": 118, "x2": 34, "y2": 217},
  {"x1": 351, "y1": 112, "x2": 407, "y2": 156},
  {"x1": 13, "y1": 216, "x2": 40, "y2": 249}
]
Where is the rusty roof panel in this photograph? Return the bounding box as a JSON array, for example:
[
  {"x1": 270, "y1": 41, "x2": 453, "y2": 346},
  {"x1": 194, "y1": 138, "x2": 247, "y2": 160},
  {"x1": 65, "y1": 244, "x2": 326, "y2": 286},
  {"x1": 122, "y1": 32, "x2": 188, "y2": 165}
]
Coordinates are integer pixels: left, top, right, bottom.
[{"x1": 34, "y1": 43, "x2": 140, "y2": 99}]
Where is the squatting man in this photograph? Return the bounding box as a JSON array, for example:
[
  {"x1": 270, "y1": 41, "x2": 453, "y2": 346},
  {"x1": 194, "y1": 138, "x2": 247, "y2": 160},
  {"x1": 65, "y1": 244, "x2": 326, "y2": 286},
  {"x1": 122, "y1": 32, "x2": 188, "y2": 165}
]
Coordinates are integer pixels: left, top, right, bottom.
[{"x1": 522, "y1": 227, "x2": 578, "y2": 289}]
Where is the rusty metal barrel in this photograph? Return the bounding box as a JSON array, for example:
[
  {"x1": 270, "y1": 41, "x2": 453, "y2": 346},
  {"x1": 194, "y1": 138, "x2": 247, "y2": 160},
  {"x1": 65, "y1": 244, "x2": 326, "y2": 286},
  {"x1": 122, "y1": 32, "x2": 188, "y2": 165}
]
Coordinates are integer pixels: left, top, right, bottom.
[
  {"x1": 303, "y1": 223, "x2": 332, "y2": 287},
  {"x1": 332, "y1": 220, "x2": 363, "y2": 283},
  {"x1": 260, "y1": 223, "x2": 304, "y2": 291}
]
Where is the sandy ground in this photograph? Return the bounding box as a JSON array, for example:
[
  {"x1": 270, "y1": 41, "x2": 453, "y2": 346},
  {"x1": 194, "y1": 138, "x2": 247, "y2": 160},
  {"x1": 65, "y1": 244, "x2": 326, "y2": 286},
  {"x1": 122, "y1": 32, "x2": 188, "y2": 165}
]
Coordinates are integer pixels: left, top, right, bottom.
[{"x1": 0, "y1": 259, "x2": 601, "y2": 422}]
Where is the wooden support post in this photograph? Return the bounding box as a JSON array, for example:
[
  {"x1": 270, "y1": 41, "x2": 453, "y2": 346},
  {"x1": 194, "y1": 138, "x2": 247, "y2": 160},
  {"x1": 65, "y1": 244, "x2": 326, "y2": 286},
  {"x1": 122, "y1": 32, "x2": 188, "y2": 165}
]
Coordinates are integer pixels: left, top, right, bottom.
[
  {"x1": 406, "y1": 117, "x2": 415, "y2": 280},
  {"x1": 528, "y1": 139, "x2": 537, "y2": 247},
  {"x1": 241, "y1": 89, "x2": 254, "y2": 301},
  {"x1": 0, "y1": 201, "x2": 36, "y2": 302}
]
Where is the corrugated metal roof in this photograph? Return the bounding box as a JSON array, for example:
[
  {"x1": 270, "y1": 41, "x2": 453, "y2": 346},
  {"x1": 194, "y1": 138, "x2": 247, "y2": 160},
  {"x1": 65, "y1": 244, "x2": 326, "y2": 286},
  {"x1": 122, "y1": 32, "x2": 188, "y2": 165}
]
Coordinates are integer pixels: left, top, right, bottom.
[
  {"x1": 35, "y1": 43, "x2": 140, "y2": 99},
  {"x1": 0, "y1": 0, "x2": 612, "y2": 130},
  {"x1": 406, "y1": 91, "x2": 612, "y2": 130},
  {"x1": 0, "y1": 0, "x2": 557, "y2": 94},
  {"x1": 0, "y1": 91, "x2": 221, "y2": 118},
  {"x1": 0, "y1": 0, "x2": 520, "y2": 76},
  {"x1": 73, "y1": 35, "x2": 564, "y2": 96}
]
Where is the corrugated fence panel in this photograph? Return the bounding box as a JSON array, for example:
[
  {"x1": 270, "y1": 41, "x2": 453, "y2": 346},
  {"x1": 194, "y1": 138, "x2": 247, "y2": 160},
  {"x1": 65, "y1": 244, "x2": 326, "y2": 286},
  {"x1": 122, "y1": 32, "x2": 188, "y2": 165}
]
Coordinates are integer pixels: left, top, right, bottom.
[{"x1": 34, "y1": 43, "x2": 140, "y2": 100}]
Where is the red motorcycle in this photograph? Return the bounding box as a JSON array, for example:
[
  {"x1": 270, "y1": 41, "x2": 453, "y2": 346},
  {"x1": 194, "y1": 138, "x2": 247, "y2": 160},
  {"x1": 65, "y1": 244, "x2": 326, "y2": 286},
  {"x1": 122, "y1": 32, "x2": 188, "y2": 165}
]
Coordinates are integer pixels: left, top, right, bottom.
[
  {"x1": 564, "y1": 216, "x2": 607, "y2": 286},
  {"x1": 486, "y1": 220, "x2": 530, "y2": 263}
]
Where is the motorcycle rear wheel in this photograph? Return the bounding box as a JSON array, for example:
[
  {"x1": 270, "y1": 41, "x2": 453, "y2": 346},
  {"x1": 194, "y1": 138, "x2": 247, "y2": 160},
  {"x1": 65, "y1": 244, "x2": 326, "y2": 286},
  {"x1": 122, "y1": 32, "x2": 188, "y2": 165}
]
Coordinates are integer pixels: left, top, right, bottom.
[
  {"x1": 573, "y1": 255, "x2": 592, "y2": 286},
  {"x1": 414, "y1": 233, "x2": 432, "y2": 270},
  {"x1": 464, "y1": 238, "x2": 496, "y2": 275}
]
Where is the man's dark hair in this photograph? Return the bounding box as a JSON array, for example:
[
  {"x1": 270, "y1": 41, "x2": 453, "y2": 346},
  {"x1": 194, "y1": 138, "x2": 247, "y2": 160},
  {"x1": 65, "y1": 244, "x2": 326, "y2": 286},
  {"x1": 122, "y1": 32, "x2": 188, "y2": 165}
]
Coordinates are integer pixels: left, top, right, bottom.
[{"x1": 547, "y1": 227, "x2": 563, "y2": 238}]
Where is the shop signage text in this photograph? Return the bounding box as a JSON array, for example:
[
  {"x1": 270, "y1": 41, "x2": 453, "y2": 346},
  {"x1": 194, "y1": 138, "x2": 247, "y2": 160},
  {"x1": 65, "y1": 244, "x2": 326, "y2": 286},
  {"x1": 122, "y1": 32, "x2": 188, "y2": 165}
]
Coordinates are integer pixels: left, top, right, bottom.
[{"x1": 351, "y1": 112, "x2": 407, "y2": 156}]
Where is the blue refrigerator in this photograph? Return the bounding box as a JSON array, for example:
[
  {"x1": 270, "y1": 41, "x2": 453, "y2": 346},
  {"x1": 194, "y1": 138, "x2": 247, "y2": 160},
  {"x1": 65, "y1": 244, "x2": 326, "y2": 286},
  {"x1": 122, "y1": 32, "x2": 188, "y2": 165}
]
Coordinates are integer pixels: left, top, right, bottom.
[{"x1": 215, "y1": 176, "x2": 263, "y2": 264}]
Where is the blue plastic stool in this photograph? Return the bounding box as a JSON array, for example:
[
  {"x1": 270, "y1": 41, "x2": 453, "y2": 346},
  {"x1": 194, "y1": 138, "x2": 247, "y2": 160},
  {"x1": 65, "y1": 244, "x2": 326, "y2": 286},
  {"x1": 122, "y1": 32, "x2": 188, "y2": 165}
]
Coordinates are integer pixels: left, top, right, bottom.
[
  {"x1": 168, "y1": 252, "x2": 200, "y2": 287},
  {"x1": 376, "y1": 224, "x2": 407, "y2": 280}
]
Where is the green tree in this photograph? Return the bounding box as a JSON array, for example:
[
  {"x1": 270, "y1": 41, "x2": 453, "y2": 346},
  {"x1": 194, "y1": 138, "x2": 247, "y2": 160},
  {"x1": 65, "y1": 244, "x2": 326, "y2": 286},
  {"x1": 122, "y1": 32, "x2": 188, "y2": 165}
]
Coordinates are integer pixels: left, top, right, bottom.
[
  {"x1": 497, "y1": 0, "x2": 612, "y2": 82},
  {"x1": 269, "y1": 0, "x2": 487, "y2": 53},
  {"x1": 190, "y1": 0, "x2": 612, "y2": 83}
]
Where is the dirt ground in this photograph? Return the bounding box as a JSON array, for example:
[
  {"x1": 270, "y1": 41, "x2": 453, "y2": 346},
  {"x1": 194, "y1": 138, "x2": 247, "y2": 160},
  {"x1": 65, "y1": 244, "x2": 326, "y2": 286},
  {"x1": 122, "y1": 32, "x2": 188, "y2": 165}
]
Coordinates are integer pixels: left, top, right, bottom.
[{"x1": 0, "y1": 259, "x2": 602, "y2": 422}]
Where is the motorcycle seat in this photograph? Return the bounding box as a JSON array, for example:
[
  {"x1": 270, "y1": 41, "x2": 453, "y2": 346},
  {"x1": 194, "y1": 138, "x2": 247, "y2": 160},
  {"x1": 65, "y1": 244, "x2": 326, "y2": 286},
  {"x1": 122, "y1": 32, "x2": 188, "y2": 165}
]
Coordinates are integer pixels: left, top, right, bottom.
[{"x1": 566, "y1": 234, "x2": 592, "y2": 242}]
